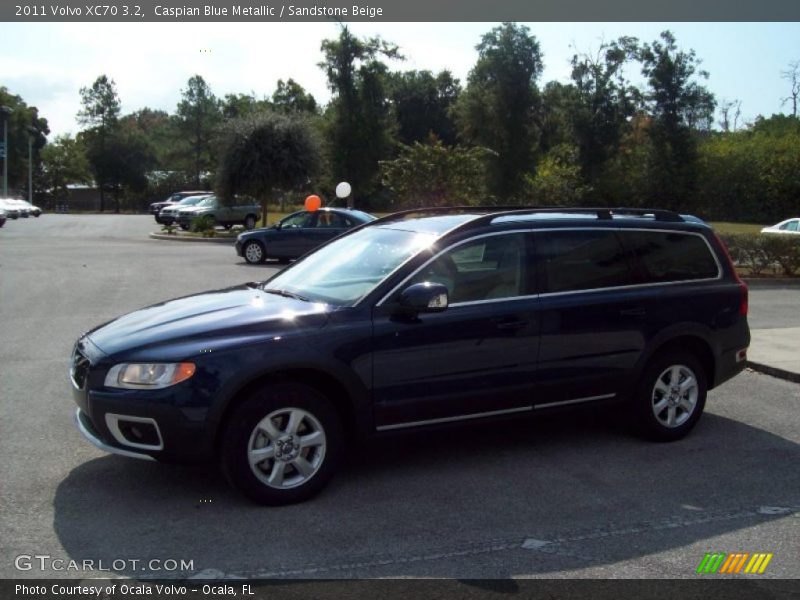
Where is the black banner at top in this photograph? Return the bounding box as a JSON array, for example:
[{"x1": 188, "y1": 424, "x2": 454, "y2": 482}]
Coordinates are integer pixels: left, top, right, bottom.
[{"x1": 2, "y1": 0, "x2": 800, "y2": 22}]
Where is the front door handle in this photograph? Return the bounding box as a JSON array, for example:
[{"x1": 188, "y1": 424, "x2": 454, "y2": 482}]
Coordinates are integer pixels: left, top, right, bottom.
[{"x1": 620, "y1": 307, "x2": 646, "y2": 317}]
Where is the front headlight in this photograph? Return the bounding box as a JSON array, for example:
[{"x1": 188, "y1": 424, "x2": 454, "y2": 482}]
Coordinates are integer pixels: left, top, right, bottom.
[{"x1": 104, "y1": 363, "x2": 196, "y2": 389}]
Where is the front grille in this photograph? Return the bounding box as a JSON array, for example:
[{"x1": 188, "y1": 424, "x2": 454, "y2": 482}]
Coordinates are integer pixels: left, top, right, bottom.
[{"x1": 70, "y1": 346, "x2": 90, "y2": 389}]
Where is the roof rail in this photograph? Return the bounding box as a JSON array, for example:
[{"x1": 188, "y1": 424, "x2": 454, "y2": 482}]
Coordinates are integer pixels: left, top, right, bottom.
[
  {"x1": 372, "y1": 205, "x2": 684, "y2": 229},
  {"x1": 491, "y1": 206, "x2": 683, "y2": 222},
  {"x1": 367, "y1": 205, "x2": 529, "y2": 227}
]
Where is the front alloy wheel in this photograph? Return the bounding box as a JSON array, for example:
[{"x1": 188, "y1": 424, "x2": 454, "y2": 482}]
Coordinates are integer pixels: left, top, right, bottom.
[
  {"x1": 247, "y1": 408, "x2": 326, "y2": 489},
  {"x1": 243, "y1": 240, "x2": 264, "y2": 264},
  {"x1": 221, "y1": 383, "x2": 343, "y2": 505}
]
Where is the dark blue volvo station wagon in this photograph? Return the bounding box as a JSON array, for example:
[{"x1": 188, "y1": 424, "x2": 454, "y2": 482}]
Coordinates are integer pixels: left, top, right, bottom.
[{"x1": 70, "y1": 207, "x2": 750, "y2": 505}]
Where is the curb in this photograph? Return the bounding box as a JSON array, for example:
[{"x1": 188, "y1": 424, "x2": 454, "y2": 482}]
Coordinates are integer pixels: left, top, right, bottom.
[
  {"x1": 149, "y1": 232, "x2": 236, "y2": 244},
  {"x1": 747, "y1": 361, "x2": 800, "y2": 384},
  {"x1": 743, "y1": 278, "x2": 800, "y2": 287}
]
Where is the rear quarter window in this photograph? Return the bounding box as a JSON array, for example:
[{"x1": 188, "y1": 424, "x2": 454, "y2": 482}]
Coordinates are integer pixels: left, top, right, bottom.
[
  {"x1": 619, "y1": 230, "x2": 719, "y2": 283},
  {"x1": 535, "y1": 230, "x2": 636, "y2": 293}
]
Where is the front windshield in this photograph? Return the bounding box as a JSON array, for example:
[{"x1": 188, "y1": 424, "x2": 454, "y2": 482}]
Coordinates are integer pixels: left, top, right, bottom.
[
  {"x1": 263, "y1": 227, "x2": 437, "y2": 306},
  {"x1": 179, "y1": 196, "x2": 206, "y2": 206},
  {"x1": 197, "y1": 196, "x2": 217, "y2": 207}
]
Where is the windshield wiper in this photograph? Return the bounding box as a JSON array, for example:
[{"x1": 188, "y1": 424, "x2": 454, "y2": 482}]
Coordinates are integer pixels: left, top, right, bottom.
[{"x1": 262, "y1": 288, "x2": 310, "y2": 302}]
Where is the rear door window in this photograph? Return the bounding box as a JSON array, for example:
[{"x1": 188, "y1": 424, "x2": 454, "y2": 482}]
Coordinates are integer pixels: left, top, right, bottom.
[
  {"x1": 535, "y1": 230, "x2": 636, "y2": 293},
  {"x1": 618, "y1": 230, "x2": 719, "y2": 283},
  {"x1": 315, "y1": 212, "x2": 348, "y2": 228}
]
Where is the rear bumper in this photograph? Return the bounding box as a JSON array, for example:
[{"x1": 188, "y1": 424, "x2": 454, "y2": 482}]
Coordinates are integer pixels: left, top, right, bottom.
[{"x1": 714, "y1": 345, "x2": 749, "y2": 388}]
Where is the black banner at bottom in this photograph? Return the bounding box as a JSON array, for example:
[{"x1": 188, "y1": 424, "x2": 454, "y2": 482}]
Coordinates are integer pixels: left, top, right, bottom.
[{"x1": 5, "y1": 579, "x2": 800, "y2": 600}]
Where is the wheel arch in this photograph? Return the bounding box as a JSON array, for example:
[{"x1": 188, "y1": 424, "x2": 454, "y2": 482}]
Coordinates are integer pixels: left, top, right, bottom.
[
  {"x1": 212, "y1": 366, "x2": 366, "y2": 453},
  {"x1": 637, "y1": 328, "x2": 718, "y2": 391}
]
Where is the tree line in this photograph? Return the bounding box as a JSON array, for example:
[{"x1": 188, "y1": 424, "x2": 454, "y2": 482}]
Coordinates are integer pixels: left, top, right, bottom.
[{"x1": 3, "y1": 23, "x2": 799, "y2": 223}]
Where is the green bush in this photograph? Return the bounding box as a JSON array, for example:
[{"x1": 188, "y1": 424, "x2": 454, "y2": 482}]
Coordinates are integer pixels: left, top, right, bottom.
[
  {"x1": 761, "y1": 235, "x2": 800, "y2": 276},
  {"x1": 191, "y1": 214, "x2": 216, "y2": 237},
  {"x1": 720, "y1": 233, "x2": 800, "y2": 277}
]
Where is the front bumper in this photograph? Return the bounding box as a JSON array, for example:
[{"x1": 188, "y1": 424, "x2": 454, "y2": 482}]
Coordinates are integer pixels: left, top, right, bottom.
[
  {"x1": 74, "y1": 408, "x2": 155, "y2": 461},
  {"x1": 72, "y1": 383, "x2": 216, "y2": 464},
  {"x1": 176, "y1": 215, "x2": 196, "y2": 227}
]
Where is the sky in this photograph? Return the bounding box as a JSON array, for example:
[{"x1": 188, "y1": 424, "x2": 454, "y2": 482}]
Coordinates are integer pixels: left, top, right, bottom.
[{"x1": 1, "y1": 22, "x2": 799, "y2": 137}]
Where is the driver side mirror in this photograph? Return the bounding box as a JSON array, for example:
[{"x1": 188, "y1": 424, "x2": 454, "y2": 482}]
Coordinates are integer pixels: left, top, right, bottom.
[
  {"x1": 398, "y1": 282, "x2": 449, "y2": 314},
  {"x1": 273, "y1": 222, "x2": 282, "y2": 230}
]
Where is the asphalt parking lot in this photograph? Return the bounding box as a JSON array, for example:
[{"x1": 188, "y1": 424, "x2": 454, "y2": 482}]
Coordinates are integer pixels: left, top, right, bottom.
[{"x1": 1, "y1": 215, "x2": 798, "y2": 580}]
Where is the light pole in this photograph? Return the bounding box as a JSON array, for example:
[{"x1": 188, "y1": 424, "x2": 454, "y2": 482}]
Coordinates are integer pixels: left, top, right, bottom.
[
  {"x1": 26, "y1": 126, "x2": 37, "y2": 204},
  {"x1": 1, "y1": 106, "x2": 11, "y2": 198}
]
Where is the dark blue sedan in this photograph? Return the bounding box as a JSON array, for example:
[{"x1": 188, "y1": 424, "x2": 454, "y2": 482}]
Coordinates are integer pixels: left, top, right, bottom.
[{"x1": 235, "y1": 207, "x2": 376, "y2": 264}]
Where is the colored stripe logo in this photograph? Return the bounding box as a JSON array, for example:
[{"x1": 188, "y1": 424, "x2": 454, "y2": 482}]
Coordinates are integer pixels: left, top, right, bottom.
[{"x1": 696, "y1": 552, "x2": 773, "y2": 574}]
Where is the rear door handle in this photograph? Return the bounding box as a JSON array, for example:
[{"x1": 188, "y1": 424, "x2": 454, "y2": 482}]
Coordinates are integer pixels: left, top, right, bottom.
[
  {"x1": 620, "y1": 307, "x2": 646, "y2": 317},
  {"x1": 494, "y1": 318, "x2": 527, "y2": 331}
]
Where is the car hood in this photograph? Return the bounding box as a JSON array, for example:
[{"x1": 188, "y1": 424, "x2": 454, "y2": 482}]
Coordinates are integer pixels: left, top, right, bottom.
[
  {"x1": 238, "y1": 227, "x2": 277, "y2": 240},
  {"x1": 85, "y1": 284, "x2": 331, "y2": 359}
]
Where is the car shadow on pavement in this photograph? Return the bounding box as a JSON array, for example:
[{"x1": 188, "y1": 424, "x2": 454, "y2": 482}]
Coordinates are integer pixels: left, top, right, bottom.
[{"x1": 53, "y1": 409, "x2": 800, "y2": 579}]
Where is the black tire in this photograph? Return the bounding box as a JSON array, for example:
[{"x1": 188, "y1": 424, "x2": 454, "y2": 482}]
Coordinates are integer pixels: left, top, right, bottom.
[
  {"x1": 179, "y1": 224, "x2": 189, "y2": 231},
  {"x1": 243, "y1": 240, "x2": 265, "y2": 264},
  {"x1": 244, "y1": 214, "x2": 257, "y2": 230},
  {"x1": 632, "y1": 351, "x2": 707, "y2": 442},
  {"x1": 220, "y1": 382, "x2": 344, "y2": 505}
]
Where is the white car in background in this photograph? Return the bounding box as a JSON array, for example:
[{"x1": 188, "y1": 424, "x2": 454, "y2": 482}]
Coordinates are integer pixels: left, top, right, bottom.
[
  {"x1": 15, "y1": 199, "x2": 42, "y2": 217},
  {"x1": 0, "y1": 199, "x2": 21, "y2": 219},
  {"x1": 761, "y1": 218, "x2": 800, "y2": 235}
]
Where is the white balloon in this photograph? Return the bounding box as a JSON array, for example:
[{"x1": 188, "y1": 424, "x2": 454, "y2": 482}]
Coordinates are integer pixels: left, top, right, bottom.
[{"x1": 335, "y1": 181, "x2": 352, "y2": 199}]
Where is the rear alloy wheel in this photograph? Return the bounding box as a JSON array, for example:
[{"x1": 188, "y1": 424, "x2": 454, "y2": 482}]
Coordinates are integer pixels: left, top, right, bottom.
[
  {"x1": 633, "y1": 351, "x2": 707, "y2": 442},
  {"x1": 243, "y1": 240, "x2": 265, "y2": 264},
  {"x1": 221, "y1": 383, "x2": 344, "y2": 505},
  {"x1": 244, "y1": 215, "x2": 257, "y2": 230}
]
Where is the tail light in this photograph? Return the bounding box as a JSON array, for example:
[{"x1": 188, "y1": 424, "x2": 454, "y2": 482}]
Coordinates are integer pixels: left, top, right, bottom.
[{"x1": 713, "y1": 232, "x2": 748, "y2": 317}]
